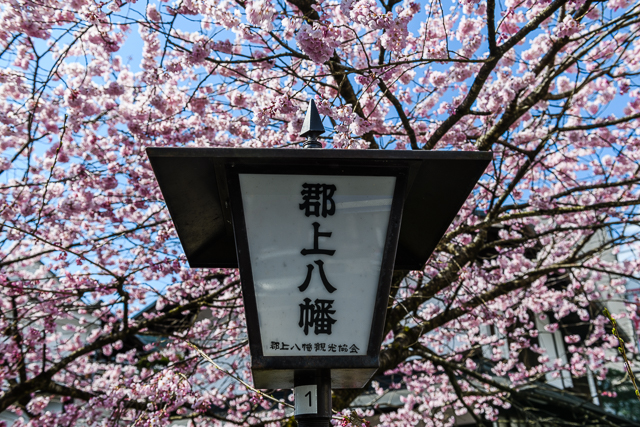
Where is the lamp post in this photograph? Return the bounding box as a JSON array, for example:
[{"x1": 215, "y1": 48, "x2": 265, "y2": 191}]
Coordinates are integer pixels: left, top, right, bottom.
[
  {"x1": 293, "y1": 101, "x2": 329, "y2": 426},
  {"x1": 146, "y1": 103, "x2": 491, "y2": 426}
]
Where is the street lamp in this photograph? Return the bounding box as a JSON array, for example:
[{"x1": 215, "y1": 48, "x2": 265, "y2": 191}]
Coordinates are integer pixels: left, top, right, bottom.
[{"x1": 146, "y1": 102, "x2": 491, "y2": 426}]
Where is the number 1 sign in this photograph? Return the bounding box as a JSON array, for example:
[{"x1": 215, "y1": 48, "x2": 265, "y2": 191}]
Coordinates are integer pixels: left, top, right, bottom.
[{"x1": 294, "y1": 385, "x2": 318, "y2": 415}]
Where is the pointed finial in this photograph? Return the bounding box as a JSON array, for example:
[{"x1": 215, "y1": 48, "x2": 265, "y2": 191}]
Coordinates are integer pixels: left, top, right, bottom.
[{"x1": 300, "y1": 99, "x2": 325, "y2": 149}]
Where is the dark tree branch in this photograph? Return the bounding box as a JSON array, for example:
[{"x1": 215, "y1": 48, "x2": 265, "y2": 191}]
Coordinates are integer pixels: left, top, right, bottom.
[
  {"x1": 0, "y1": 278, "x2": 238, "y2": 413},
  {"x1": 285, "y1": 0, "x2": 379, "y2": 148},
  {"x1": 486, "y1": 0, "x2": 497, "y2": 56},
  {"x1": 423, "y1": 0, "x2": 570, "y2": 150},
  {"x1": 444, "y1": 365, "x2": 488, "y2": 427},
  {"x1": 378, "y1": 79, "x2": 418, "y2": 149}
]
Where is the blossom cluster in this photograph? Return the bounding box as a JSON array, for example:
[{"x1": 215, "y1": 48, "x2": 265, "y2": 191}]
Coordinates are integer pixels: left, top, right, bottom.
[{"x1": 0, "y1": 0, "x2": 639, "y2": 425}]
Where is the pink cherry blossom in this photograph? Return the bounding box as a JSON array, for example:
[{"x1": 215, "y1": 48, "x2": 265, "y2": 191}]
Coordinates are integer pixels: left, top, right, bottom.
[{"x1": 0, "y1": 0, "x2": 639, "y2": 425}]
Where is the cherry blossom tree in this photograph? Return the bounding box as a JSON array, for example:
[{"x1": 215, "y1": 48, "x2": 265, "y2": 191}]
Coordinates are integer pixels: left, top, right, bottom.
[{"x1": 1, "y1": 0, "x2": 640, "y2": 425}]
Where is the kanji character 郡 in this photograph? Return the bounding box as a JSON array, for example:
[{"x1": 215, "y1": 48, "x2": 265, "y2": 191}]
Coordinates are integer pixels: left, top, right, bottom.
[{"x1": 299, "y1": 184, "x2": 336, "y2": 218}]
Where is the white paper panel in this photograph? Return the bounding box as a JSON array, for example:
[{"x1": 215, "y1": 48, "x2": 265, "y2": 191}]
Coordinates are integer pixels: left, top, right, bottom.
[{"x1": 239, "y1": 174, "x2": 395, "y2": 356}]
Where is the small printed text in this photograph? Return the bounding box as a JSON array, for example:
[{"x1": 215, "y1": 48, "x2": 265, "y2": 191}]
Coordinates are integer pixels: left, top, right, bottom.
[{"x1": 269, "y1": 341, "x2": 359, "y2": 353}]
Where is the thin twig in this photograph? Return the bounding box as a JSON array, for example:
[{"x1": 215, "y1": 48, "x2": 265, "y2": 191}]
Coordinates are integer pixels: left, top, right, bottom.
[
  {"x1": 188, "y1": 342, "x2": 294, "y2": 409},
  {"x1": 603, "y1": 308, "x2": 640, "y2": 402}
]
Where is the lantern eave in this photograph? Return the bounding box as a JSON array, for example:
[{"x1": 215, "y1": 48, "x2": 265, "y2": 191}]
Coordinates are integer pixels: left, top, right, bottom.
[
  {"x1": 252, "y1": 367, "x2": 379, "y2": 390},
  {"x1": 146, "y1": 147, "x2": 492, "y2": 271}
]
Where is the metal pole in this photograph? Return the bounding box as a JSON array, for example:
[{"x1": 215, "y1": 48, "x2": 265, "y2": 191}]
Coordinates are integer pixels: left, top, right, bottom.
[{"x1": 294, "y1": 369, "x2": 332, "y2": 427}]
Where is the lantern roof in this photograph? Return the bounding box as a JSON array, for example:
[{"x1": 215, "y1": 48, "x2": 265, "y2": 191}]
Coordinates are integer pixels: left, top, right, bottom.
[{"x1": 146, "y1": 148, "x2": 492, "y2": 271}]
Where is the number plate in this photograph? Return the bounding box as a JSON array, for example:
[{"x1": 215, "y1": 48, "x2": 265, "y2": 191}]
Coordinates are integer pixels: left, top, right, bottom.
[{"x1": 294, "y1": 385, "x2": 318, "y2": 415}]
